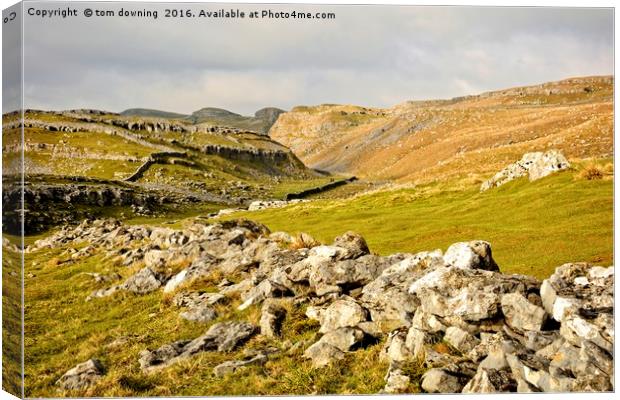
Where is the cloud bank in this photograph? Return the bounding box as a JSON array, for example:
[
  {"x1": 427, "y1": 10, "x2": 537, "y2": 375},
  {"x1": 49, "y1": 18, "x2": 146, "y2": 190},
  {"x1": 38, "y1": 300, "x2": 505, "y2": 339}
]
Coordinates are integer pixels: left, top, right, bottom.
[{"x1": 20, "y1": 3, "x2": 613, "y2": 115}]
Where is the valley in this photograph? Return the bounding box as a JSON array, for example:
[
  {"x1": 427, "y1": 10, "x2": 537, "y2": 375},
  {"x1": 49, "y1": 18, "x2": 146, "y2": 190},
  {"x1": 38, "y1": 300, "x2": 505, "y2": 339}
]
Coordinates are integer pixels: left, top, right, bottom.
[{"x1": 2, "y1": 75, "x2": 614, "y2": 396}]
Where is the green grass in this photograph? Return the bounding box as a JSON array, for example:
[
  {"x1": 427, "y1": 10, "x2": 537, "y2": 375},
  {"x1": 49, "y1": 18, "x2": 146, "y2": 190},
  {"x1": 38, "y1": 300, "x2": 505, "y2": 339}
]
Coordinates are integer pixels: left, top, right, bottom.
[
  {"x1": 227, "y1": 170, "x2": 612, "y2": 279},
  {"x1": 23, "y1": 247, "x2": 388, "y2": 397},
  {"x1": 2, "y1": 243, "x2": 23, "y2": 397}
]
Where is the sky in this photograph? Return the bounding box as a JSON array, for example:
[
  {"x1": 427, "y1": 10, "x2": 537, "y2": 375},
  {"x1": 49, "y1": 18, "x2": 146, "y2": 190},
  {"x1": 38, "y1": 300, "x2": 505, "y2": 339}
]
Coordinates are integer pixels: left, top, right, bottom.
[{"x1": 12, "y1": 3, "x2": 615, "y2": 115}]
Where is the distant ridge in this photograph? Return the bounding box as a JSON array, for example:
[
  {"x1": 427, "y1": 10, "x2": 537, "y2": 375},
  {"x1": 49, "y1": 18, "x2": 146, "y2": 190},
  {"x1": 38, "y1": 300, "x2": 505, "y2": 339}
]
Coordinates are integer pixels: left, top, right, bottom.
[
  {"x1": 120, "y1": 106, "x2": 286, "y2": 135},
  {"x1": 120, "y1": 108, "x2": 188, "y2": 119}
]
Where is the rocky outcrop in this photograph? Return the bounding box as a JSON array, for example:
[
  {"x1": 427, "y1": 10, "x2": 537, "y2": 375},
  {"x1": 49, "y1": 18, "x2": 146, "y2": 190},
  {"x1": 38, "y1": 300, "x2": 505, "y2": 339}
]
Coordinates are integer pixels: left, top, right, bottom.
[
  {"x1": 35, "y1": 217, "x2": 613, "y2": 393},
  {"x1": 481, "y1": 150, "x2": 571, "y2": 191},
  {"x1": 3, "y1": 180, "x2": 201, "y2": 234}
]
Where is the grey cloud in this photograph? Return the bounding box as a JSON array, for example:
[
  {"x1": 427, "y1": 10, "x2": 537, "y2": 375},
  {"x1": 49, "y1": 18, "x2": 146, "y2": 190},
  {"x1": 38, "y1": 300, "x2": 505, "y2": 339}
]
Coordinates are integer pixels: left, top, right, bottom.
[{"x1": 19, "y1": 3, "x2": 613, "y2": 115}]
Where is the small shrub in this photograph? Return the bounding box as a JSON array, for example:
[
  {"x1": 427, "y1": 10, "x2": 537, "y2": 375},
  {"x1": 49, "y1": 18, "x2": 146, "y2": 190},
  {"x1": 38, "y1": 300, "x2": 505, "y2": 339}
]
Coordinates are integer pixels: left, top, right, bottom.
[
  {"x1": 289, "y1": 233, "x2": 321, "y2": 250},
  {"x1": 578, "y1": 165, "x2": 604, "y2": 180}
]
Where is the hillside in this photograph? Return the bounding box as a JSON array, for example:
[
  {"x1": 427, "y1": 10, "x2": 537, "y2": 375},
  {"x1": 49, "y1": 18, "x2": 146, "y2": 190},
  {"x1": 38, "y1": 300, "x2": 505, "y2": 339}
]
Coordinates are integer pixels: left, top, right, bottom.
[
  {"x1": 18, "y1": 164, "x2": 613, "y2": 396},
  {"x1": 2, "y1": 109, "x2": 336, "y2": 233},
  {"x1": 270, "y1": 76, "x2": 613, "y2": 183},
  {"x1": 121, "y1": 106, "x2": 285, "y2": 135}
]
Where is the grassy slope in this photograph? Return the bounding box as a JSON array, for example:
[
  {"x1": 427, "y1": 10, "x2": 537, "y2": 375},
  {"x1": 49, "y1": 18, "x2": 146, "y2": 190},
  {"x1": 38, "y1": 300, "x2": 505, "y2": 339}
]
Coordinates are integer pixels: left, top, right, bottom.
[
  {"x1": 23, "y1": 248, "x2": 390, "y2": 397},
  {"x1": 23, "y1": 167, "x2": 612, "y2": 397},
  {"x1": 2, "y1": 245, "x2": 22, "y2": 397},
  {"x1": 19, "y1": 166, "x2": 612, "y2": 397},
  {"x1": 227, "y1": 169, "x2": 612, "y2": 280}
]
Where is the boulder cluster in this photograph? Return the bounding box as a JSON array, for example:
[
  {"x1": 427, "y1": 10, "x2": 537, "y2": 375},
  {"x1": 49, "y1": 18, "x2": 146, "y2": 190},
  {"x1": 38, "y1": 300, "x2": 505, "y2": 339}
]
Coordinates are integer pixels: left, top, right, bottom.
[
  {"x1": 480, "y1": 150, "x2": 571, "y2": 192},
  {"x1": 38, "y1": 218, "x2": 613, "y2": 393}
]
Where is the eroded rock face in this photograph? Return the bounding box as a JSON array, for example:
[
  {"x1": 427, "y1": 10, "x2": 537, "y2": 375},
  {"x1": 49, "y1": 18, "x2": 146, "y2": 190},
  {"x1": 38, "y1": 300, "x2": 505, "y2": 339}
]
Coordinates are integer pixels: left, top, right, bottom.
[
  {"x1": 56, "y1": 359, "x2": 105, "y2": 391},
  {"x1": 481, "y1": 150, "x2": 571, "y2": 191}
]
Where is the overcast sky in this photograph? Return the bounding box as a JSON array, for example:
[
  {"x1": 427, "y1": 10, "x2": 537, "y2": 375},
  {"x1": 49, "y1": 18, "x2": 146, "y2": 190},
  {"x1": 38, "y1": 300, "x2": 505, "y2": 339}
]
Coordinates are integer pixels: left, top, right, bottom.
[{"x1": 18, "y1": 3, "x2": 614, "y2": 115}]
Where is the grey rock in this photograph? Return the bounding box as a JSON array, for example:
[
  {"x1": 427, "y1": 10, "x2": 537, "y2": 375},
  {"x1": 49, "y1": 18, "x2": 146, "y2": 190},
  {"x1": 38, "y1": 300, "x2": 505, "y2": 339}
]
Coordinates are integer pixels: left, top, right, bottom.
[
  {"x1": 316, "y1": 297, "x2": 368, "y2": 333},
  {"x1": 139, "y1": 322, "x2": 255, "y2": 372},
  {"x1": 443, "y1": 241, "x2": 499, "y2": 271},
  {"x1": 303, "y1": 341, "x2": 345, "y2": 368},
  {"x1": 405, "y1": 327, "x2": 441, "y2": 360},
  {"x1": 462, "y1": 368, "x2": 517, "y2": 393},
  {"x1": 332, "y1": 231, "x2": 370, "y2": 259},
  {"x1": 143, "y1": 249, "x2": 171, "y2": 268},
  {"x1": 382, "y1": 329, "x2": 413, "y2": 363},
  {"x1": 123, "y1": 267, "x2": 165, "y2": 294},
  {"x1": 410, "y1": 310, "x2": 447, "y2": 333},
  {"x1": 238, "y1": 278, "x2": 292, "y2": 311},
  {"x1": 308, "y1": 254, "x2": 393, "y2": 292},
  {"x1": 444, "y1": 326, "x2": 480, "y2": 354},
  {"x1": 479, "y1": 349, "x2": 509, "y2": 370},
  {"x1": 317, "y1": 327, "x2": 365, "y2": 352},
  {"x1": 179, "y1": 305, "x2": 217, "y2": 323},
  {"x1": 213, "y1": 354, "x2": 268, "y2": 377},
  {"x1": 56, "y1": 359, "x2": 104, "y2": 390},
  {"x1": 501, "y1": 292, "x2": 548, "y2": 332},
  {"x1": 481, "y1": 150, "x2": 570, "y2": 191},
  {"x1": 173, "y1": 291, "x2": 226, "y2": 308},
  {"x1": 409, "y1": 266, "x2": 540, "y2": 322},
  {"x1": 260, "y1": 301, "x2": 287, "y2": 338},
  {"x1": 383, "y1": 367, "x2": 411, "y2": 394},
  {"x1": 421, "y1": 368, "x2": 470, "y2": 393},
  {"x1": 361, "y1": 250, "x2": 445, "y2": 324}
]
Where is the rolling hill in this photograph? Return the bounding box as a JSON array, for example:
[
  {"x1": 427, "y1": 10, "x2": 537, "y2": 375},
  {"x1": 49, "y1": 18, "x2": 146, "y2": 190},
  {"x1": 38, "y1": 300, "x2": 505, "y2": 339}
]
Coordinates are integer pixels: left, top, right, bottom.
[{"x1": 269, "y1": 76, "x2": 613, "y2": 184}]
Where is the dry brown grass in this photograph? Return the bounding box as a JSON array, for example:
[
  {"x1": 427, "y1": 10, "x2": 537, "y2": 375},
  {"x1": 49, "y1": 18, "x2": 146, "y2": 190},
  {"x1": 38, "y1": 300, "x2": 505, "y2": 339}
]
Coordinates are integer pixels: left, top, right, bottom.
[
  {"x1": 289, "y1": 233, "x2": 321, "y2": 250},
  {"x1": 578, "y1": 165, "x2": 604, "y2": 180},
  {"x1": 577, "y1": 162, "x2": 613, "y2": 181},
  {"x1": 271, "y1": 76, "x2": 613, "y2": 184}
]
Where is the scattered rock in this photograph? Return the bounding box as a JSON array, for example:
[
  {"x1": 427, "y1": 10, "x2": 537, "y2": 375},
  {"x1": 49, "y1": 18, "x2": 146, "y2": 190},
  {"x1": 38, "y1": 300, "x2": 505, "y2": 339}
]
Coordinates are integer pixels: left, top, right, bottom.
[
  {"x1": 383, "y1": 367, "x2": 411, "y2": 393},
  {"x1": 179, "y1": 305, "x2": 217, "y2": 323},
  {"x1": 33, "y1": 217, "x2": 615, "y2": 393},
  {"x1": 123, "y1": 267, "x2": 166, "y2": 294},
  {"x1": 56, "y1": 359, "x2": 104, "y2": 390},
  {"x1": 213, "y1": 353, "x2": 269, "y2": 377},
  {"x1": 317, "y1": 327, "x2": 365, "y2": 352},
  {"x1": 139, "y1": 322, "x2": 255, "y2": 372},
  {"x1": 444, "y1": 326, "x2": 480, "y2": 353},
  {"x1": 332, "y1": 231, "x2": 370, "y2": 259}
]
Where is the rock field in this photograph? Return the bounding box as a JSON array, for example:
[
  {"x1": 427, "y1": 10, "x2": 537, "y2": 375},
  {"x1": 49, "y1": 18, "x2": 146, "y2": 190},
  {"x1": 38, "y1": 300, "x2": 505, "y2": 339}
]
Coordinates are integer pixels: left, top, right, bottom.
[{"x1": 33, "y1": 217, "x2": 613, "y2": 393}]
